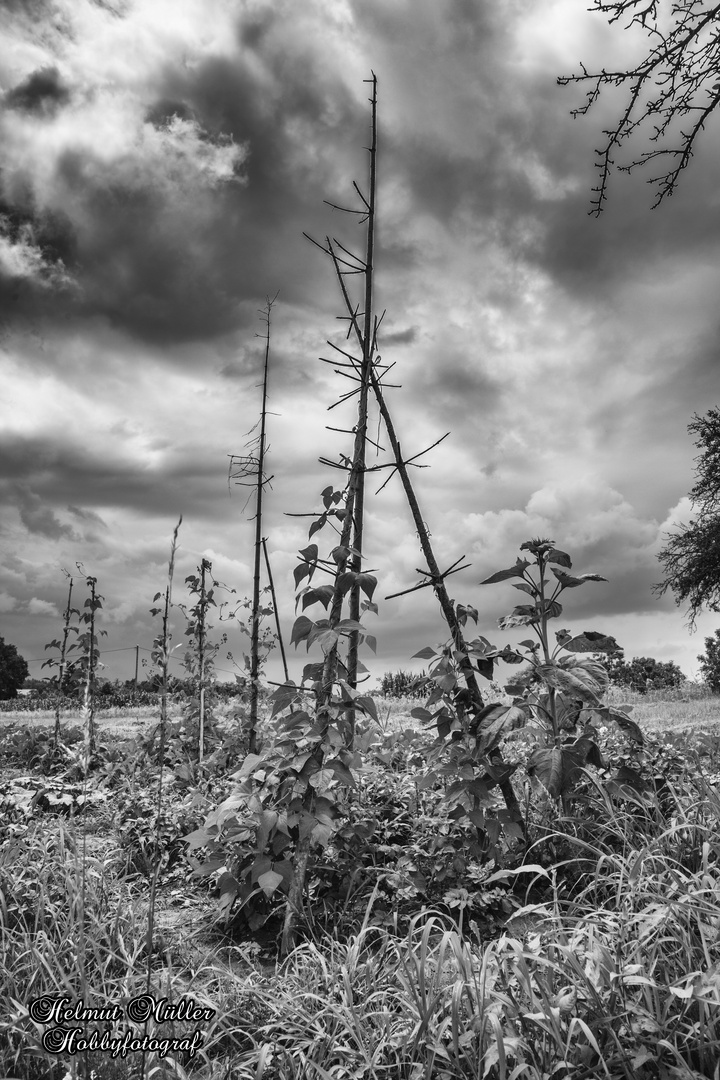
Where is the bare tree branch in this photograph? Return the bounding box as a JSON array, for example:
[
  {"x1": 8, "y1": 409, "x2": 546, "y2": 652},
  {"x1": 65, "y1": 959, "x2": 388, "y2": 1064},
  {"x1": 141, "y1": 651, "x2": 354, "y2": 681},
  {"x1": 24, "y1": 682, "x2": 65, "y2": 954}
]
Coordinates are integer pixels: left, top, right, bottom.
[{"x1": 559, "y1": 1, "x2": 720, "y2": 211}]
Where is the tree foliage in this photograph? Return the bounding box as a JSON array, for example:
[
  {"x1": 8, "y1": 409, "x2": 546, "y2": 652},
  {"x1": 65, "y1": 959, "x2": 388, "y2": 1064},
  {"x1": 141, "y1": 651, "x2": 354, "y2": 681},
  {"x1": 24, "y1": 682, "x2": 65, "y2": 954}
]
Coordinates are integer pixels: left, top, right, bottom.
[
  {"x1": 602, "y1": 650, "x2": 685, "y2": 693},
  {"x1": 698, "y1": 628, "x2": 720, "y2": 691},
  {"x1": 0, "y1": 637, "x2": 29, "y2": 700},
  {"x1": 560, "y1": 1, "x2": 720, "y2": 212},
  {"x1": 655, "y1": 408, "x2": 720, "y2": 625}
]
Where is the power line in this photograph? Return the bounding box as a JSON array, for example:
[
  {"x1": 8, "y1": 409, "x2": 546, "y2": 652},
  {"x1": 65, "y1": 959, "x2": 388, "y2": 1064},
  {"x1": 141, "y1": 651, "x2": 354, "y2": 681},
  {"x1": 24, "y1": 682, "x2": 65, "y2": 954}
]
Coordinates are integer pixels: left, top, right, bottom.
[{"x1": 26, "y1": 643, "x2": 244, "y2": 679}]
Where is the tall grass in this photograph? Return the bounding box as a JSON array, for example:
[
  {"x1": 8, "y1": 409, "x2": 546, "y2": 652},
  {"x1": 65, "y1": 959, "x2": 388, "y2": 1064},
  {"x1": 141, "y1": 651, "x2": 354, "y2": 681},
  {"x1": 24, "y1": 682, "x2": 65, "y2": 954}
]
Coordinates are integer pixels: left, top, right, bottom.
[{"x1": 0, "y1": 821, "x2": 257, "y2": 1079}]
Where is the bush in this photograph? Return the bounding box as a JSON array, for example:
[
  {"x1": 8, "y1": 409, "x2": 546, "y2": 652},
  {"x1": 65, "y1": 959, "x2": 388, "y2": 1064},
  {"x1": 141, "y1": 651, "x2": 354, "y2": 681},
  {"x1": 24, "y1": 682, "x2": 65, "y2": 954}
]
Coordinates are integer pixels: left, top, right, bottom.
[
  {"x1": 698, "y1": 629, "x2": 720, "y2": 693},
  {"x1": 602, "y1": 651, "x2": 685, "y2": 694}
]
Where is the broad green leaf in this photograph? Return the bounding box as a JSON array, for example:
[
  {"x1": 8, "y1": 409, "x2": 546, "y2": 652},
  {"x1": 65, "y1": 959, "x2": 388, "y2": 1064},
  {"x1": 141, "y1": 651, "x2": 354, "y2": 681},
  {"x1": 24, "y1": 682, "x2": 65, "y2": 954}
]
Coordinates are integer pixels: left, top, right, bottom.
[
  {"x1": 546, "y1": 548, "x2": 572, "y2": 568},
  {"x1": 310, "y1": 628, "x2": 339, "y2": 652},
  {"x1": 304, "y1": 584, "x2": 334, "y2": 610},
  {"x1": 561, "y1": 654, "x2": 610, "y2": 693},
  {"x1": 299, "y1": 543, "x2": 319, "y2": 563},
  {"x1": 528, "y1": 747, "x2": 564, "y2": 798},
  {"x1": 308, "y1": 767, "x2": 336, "y2": 792},
  {"x1": 311, "y1": 822, "x2": 334, "y2": 848},
  {"x1": 476, "y1": 704, "x2": 527, "y2": 754},
  {"x1": 365, "y1": 634, "x2": 377, "y2": 654},
  {"x1": 236, "y1": 753, "x2": 263, "y2": 778},
  {"x1": 182, "y1": 826, "x2": 216, "y2": 851},
  {"x1": 330, "y1": 545, "x2": 351, "y2": 565},
  {"x1": 538, "y1": 661, "x2": 605, "y2": 705},
  {"x1": 256, "y1": 810, "x2": 278, "y2": 852},
  {"x1": 499, "y1": 646, "x2": 525, "y2": 664},
  {"x1": 291, "y1": 616, "x2": 314, "y2": 646},
  {"x1": 326, "y1": 759, "x2": 356, "y2": 786},
  {"x1": 270, "y1": 682, "x2": 300, "y2": 718},
  {"x1": 466, "y1": 636, "x2": 496, "y2": 656},
  {"x1": 511, "y1": 582, "x2": 535, "y2": 595},
  {"x1": 357, "y1": 573, "x2": 378, "y2": 600},
  {"x1": 293, "y1": 562, "x2": 310, "y2": 588},
  {"x1": 290, "y1": 752, "x2": 313, "y2": 774},
  {"x1": 280, "y1": 710, "x2": 311, "y2": 731},
  {"x1": 302, "y1": 662, "x2": 324, "y2": 683},
  {"x1": 479, "y1": 558, "x2": 531, "y2": 585},
  {"x1": 572, "y1": 736, "x2": 604, "y2": 768},
  {"x1": 411, "y1": 707, "x2": 433, "y2": 721},
  {"x1": 607, "y1": 708, "x2": 644, "y2": 744},
  {"x1": 412, "y1": 646, "x2": 437, "y2": 659},
  {"x1": 308, "y1": 514, "x2": 327, "y2": 539},
  {"x1": 541, "y1": 599, "x2": 563, "y2": 620},
  {"x1": 562, "y1": 631, "x2": 621, "y2": 654},
  {"x1": 456, "y1": 603, "x2": 479, "y2": 625},
  {"x1": 337, "y1": 571, "x2": 356, "y2": 596},
  {"x1": 356, "y1": 695, "x2": 378, "y2": 722}
]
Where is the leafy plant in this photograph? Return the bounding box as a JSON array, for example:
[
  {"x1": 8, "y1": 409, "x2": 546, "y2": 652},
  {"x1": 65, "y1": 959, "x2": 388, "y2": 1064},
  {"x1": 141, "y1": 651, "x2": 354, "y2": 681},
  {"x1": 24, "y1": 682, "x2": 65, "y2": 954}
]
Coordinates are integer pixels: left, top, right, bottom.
[
  {"x1": 412, "y1": 540, "x2": 643, "y2": 848},
  {"x1": 177, "y1": 558, "x2": 223, "y2": 760},
  {"x1": 476, "y1": 538, "x2": 643, "y2": 803},
  {"x1": 72, "y1": 569, "x2": 106, "y2": 764},
  {"x1": 42, "y1": 569, "x2": 81, "y2": 746}
]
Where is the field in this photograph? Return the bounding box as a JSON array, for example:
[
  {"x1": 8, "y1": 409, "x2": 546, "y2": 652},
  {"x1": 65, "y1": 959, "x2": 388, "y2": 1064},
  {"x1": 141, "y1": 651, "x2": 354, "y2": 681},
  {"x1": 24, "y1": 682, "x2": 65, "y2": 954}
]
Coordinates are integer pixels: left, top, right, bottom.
[{"x1": 2, "y1": 686, "x2": 720, "y2": 1079}]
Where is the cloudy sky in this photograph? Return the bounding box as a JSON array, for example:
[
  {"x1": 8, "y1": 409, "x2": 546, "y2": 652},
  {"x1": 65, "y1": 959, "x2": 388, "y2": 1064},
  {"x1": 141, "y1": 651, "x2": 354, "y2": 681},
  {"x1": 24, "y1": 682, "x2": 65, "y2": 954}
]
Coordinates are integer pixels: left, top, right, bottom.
[{"x1": 2, "y1": 0, "x2": 720, "y2": 691}]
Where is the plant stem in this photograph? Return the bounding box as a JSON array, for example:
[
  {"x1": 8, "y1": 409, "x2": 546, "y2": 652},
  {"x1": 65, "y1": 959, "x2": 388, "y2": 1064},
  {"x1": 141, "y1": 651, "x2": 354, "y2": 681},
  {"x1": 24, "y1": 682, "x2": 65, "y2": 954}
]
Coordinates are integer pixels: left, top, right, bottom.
[{"x1": 262, "y1": 537, "x2": 289, "y2": 682}]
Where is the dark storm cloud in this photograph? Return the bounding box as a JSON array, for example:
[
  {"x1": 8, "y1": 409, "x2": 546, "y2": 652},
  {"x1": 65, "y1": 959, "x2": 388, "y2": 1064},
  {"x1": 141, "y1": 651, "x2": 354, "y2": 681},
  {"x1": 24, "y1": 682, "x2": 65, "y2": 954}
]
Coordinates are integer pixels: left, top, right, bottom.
[
  {"x1": 0, "y1": 432, "x2": 236, "y2": 520},
  {"x1": 381, "y1": 326, "x2": 417, "y2": 347},
  {"x1": 11, "y1": 483, "x2": 78, "y2": 540},
  {"x1": 0, "y1": 5, "x2": 374, "y2": 349},
  {"x1": 5, "y1": 66, "x2": 70, "y2": 114},
  {"x1": 67, "y1": 504, "x2": 107, "y2": 527}
]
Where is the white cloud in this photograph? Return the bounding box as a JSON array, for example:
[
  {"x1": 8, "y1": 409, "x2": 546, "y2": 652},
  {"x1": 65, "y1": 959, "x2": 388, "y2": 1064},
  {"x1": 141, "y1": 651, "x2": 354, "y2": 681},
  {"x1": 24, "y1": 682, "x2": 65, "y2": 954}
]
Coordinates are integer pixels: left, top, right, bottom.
[
  {"x1": 27, "y1": 597, "x2": 59, "y2": 617},
  {"x1": 0, "y1": 591, "x2": 18, "y2": 613}
]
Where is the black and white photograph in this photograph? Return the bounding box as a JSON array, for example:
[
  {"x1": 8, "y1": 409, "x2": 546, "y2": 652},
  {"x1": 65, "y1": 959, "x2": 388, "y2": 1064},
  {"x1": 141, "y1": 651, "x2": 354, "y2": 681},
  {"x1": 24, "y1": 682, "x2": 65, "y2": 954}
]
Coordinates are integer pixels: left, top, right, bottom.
[{"x1": 2, "y1": 1, "x2": 720, "y2": 1076}]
